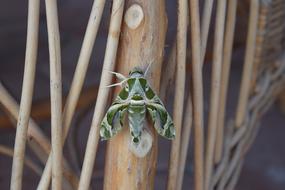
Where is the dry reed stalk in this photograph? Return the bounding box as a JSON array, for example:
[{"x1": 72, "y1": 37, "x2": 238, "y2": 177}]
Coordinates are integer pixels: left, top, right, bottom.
[
  {"x1": 189, "y1": 0, "x2": 204, "y2": 189},
  {"x1": 0, "y1": 83, "x2": 50, "y2": 160},
  {"x1": 62, "y1": 0, "x2": 106, "y2": 142},
  {"x1": 214, "y1": 0, "x2": 238, "y2": 164},
  {"x1": 78, "y1": 0, "x2": 125, "y2": 189},
  {"x1": 0, "y1": 145, "x2": 42, "y2": 176},
  {"x1": 167, "y1": 0, "x2": 187, "y2": 189},
  {"x1": 225, "y1": 161, "x2": 243, "y2": 190},
  {"x1": 103, "y1": 0, "x2": 167, "y2": 189},
  {"x1": 235, "y1": 0, "x2": 259, "y2": 128},
  {"x1": 0, "y1": 83, "x2": 78, "y2": 189},
  {"x1": 37, "y1": 0, "x2": 106, "y2": 188},
  {"x1": 45, "y1": 0, "x2": 63, "y2": 189},
  {"x1": 204, "y1": 0, "x2": 227, "y2": 189},
  {"x1": 0, "y1": 86, "x2": 97, "y2": 128},
  {"x1": 160, "y1": 41, "x2": 177, "y2": 102},
  {"x1": 176, "y1": 94, "x2": 193, "y2": 190},
  {"x1": 201, "y1": 0, "x2": 214, "y2": 63},
  {"x1": 10, "y1": 1, "x2": 40, "y2": 189}
]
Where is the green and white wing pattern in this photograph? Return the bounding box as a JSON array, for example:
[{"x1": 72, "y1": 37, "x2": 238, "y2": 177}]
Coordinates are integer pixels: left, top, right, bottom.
[
  {"x1": 100, "y1": 100, "x2": 128, "y2": 140},
  {"x1": 146, "y1": 92, "x2": 175, "y2": 140},
  {"x1": 100, "y1": 69, "x2": 175, "y2": 142}
]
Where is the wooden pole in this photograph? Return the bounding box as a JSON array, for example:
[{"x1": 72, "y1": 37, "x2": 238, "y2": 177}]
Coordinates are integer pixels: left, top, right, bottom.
[
  {"x1": 10, "y1": 1, "x2": 40, "y2": 189},
  {"x1": 103, "y1": 0, "x2": 167, "y2": 189}
]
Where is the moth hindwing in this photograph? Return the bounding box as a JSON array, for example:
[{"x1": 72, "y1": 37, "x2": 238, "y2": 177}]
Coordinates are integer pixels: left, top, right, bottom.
[{"x1": 100, "y1": 67, "x2": 175, "y2": 143}]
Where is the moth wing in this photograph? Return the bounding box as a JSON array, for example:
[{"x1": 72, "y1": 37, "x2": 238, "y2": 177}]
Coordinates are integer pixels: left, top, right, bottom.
[
  {"x1": 100, "y1": 100, "x2": 128, "y2": 140},
  {"x1": 146, "y1": 95, "x2": 175, "y2": 139}
]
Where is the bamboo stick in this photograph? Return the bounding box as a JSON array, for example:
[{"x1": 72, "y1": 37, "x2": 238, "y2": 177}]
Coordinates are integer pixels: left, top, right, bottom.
[
  {"x1": 160, "y1": 41, "x2": 177, "y2": 102},
  {"x1": 176, "y1": 94, "x2": 193, "y2": 190},
  {"x1": 0, "y1": 86, "x2": 97, "y2": 129},
  {"x1": 1, "y1": 145, "x2": 42, "y2": 176},
  {"x1": 167, "y1": 0, "x2": 187, "y2": 189},
  {"x1": 0, "y1": 83, "x2": 50, "y2": 161},
  {"x1": 78, "y1": 0, "x2": 125, "y2": 189},
  {"x1": 214, "y1": 0, "x2": 238, "y2": 164},
  {"x1": 201, "y1": 0, "x2": 214, "y2": 63},
  {"x1": 225, "y1": 161, "x2": 243, "y2": 190},
  {"x1": 0, "y1": 82, "x2": 79, "y2": 189},
  {"x1": 189, "y1": 0, "x2": 204, "y2": 189},
  {"x1": 9, "y1": 1, "x2": 40, "y2": 189},
  {"x1": 103, "y1": 0, "x2": 167, "y2": 189},
  {"x1": 204, "y1": 0, "x2": 227, "y2": 189},
  {"x1": 235, "y1": 0, "x2": 259, "y2": 128},
  {"x1": 45, "y1": 0, "x2": 63, "y2": 189},
  {"x1": 37, "y1": 0, "x2": 106, "y2": 187},
  {"x1": 61, "y1": 0, "x2": 106, "y2": 142}
]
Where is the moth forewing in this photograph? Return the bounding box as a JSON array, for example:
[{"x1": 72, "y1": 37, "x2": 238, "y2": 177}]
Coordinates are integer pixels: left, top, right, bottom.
[
  {"x1": 100, "y1": 99, "x2": 128, "y2": 140},
  {"x1": 146, "y1": 97, "x2": 175, "y2": 139}
]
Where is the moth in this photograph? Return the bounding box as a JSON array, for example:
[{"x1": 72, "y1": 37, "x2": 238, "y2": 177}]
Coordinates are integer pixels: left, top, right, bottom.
[{"x1": 100, "y1": 67, "x2": 175, "y2": 144}]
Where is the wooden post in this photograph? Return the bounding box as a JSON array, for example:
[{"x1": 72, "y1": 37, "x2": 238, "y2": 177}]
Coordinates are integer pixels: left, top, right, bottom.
[{"x1": 103, "y1": 0, "x2": 167, "y2": 189}]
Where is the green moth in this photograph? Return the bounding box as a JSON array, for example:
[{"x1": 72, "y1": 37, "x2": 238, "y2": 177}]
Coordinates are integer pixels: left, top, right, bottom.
[{"x1": 100, "y1": 67, "x2": 175, "y2": 144}]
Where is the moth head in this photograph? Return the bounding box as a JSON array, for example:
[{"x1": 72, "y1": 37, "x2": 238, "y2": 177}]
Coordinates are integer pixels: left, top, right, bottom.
[
  {"x1": 129, "y1": 67, "x2": 144, "y2": 77},
  {"x1": 129, "y1": 63, "x2": 153, "y2": 78}
]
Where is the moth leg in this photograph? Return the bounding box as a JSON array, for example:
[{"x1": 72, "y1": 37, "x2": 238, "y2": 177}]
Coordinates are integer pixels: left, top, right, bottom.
[{"x1": 100, "y1": 104, "x2": 128, "y2": 140}]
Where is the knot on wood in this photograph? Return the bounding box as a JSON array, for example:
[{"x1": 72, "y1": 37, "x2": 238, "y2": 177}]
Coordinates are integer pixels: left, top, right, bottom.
[{"x1": 124, "y1": 4, "x2": 144, "y2": 29}]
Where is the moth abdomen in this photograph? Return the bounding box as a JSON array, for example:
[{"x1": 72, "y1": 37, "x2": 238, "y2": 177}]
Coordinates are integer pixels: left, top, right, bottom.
[{"x1": 128, "y1": 102, "x2": 146, "y2": 143}]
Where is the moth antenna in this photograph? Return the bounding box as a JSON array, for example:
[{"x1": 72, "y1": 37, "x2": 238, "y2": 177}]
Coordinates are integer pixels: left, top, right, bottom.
[
  {"x1": 104, "y1": 69, "x2": 127, "y2": 81},
  {"x1": 144, "y1": 61, "x2": 153, "y2": 77},
  {"x1": 103, "y1": 79, "x2": 127, "y2": 89}
]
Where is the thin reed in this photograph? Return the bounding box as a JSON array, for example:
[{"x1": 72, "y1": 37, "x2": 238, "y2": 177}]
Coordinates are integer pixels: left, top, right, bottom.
[{"x1": 2, "y1": 0, "x2": 285, "y2": 190}]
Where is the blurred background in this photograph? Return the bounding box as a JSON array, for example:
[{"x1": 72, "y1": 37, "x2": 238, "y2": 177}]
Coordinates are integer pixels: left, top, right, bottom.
[{"x1": 0, "y1": 0, "x2": 284, "y2": 189}]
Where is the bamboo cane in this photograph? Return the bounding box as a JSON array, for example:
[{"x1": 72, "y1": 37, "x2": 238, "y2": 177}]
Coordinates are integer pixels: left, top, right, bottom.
[
  {"x1": 37, "y1": 0, "x2": 106, "y2": 188},
  {"x1": 189, "y1": 0, "x2": 204, "y2": 189},
  {"x1": 0, "y1": 83, "x2": 50, "y2": 161},
  {"x1": 204, "y1": 0, "x2": 227, "y2": 189},
  {"x1": 235, "y1": 0, "x2": 259, "y2": 128},
  {"x1": 10, "y1": 1, "x2": 40, "y2": 189},
  {"x1": 176, "y1": 94, "x2": 193, "y2": 190},
  {"x1": 201, "y1": 0, "x2": 214, "y2": 63},
  {"x1": 167, "y1": 0, "x2": 187, "y2": 189},
  {"x1": 45, "y1": 0, "x2": 63, "y2": 189},
  {"x1": 1, "y1": 145, "x2": 42, "y2": 176},
  {"x1": 0, "y1": 83, "x2": 78, "y2": 189},
  {"x1": 78, "y1": 0, "x2": 125, "y2": 189},
  {"x1": 160, "y1": 41, "x2": 177, "y2": 102},
  {"x1": 102, "y1": 0, "x2": 167, "y2": 189},
  {"x1": 214, "y1": 0, "x2": 238, "y2": 164}
]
